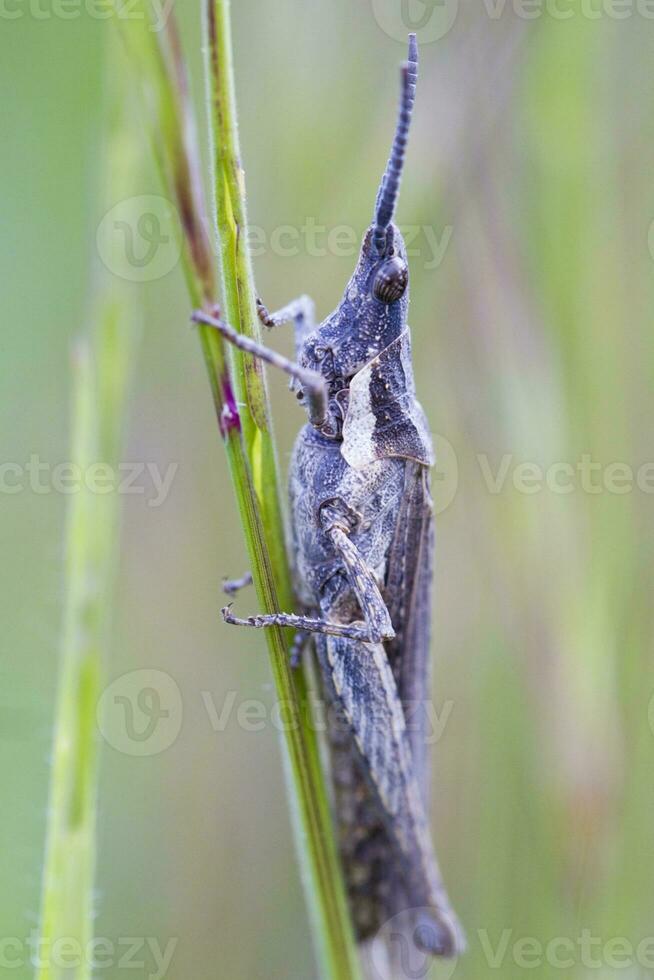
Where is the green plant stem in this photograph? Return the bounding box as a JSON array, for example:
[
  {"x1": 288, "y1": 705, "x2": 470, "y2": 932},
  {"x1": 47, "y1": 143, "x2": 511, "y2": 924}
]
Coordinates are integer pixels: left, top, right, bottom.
[
  {"x1": 204, "y1": 7, "x2": 360, "y2": 972},
  {"x1": 114, "y1": 2, "x2": 361, "y2": 975},
  {"x1": 35, "y1": 35, "x2": 142, "y2": 979},
  {"x1": 35, "y1": 342, "x2": 101, "y2": 980}
]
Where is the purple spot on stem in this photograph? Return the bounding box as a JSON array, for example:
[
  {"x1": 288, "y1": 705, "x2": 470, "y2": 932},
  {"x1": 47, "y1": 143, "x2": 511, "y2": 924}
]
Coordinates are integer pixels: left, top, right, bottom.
[{"x1": 219, "y1": 374, "x2": 241, "y2": 438}]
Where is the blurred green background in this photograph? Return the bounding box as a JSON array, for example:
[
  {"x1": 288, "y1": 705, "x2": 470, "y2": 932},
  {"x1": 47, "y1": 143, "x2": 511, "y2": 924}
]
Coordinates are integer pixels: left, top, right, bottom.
[{"x1": 3, "y1": 0, "x2": 654, "y2": 977}]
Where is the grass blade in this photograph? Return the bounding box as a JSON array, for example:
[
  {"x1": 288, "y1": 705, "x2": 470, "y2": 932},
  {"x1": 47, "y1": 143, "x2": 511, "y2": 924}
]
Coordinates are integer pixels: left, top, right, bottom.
[
  {"x1": 35, "y1": 52, "x2": 142, "y2": 980},
  {"x1": 114, "y1": 3, "x2": 361, "y2": 976}
]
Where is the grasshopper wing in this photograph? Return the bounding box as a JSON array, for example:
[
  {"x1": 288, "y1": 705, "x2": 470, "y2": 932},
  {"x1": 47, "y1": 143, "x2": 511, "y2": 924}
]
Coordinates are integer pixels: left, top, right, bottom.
[
  {"x1": 316, "y1": 578, "x2": 464, "y2": 955},
  {"x1": 385, "y1": 460, "x2": 436, "y2": 802},
  {"x1": 316, "y1": 459, "x2": 464, "y2": 956}
]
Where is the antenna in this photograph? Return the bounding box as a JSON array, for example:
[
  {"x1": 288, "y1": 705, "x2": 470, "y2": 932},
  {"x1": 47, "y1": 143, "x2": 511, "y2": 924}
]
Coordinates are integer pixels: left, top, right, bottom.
[{"x1": 372, "y1": 34, "x2": 419, "y2": 255}]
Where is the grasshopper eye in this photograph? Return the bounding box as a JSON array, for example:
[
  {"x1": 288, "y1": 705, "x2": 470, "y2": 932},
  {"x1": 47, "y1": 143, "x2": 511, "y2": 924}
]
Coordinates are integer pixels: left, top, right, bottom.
[{"x1": 372, "y1": 256, "x2": 408, "y2": 304}]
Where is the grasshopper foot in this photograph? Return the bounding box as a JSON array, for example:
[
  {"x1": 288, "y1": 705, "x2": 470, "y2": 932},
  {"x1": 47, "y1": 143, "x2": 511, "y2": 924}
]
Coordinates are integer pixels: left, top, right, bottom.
[{"x1": 222, "y1": 572, "x2": 253, "y2": 596}]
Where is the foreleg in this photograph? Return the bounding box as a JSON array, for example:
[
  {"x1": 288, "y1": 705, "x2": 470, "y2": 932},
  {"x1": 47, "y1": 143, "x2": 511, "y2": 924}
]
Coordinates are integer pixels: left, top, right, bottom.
[{"x1": 192, "y1": 306, "x2": 327, "y2": 429}]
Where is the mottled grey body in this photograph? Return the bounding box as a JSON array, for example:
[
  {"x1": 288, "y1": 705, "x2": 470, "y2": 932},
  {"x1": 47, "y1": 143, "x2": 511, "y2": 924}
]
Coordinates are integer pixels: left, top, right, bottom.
[
  {"x1": 288, "y1": 372, "x2": 461, "y2": 955},
  {"x1": 194, "y1": 34, "x2": 465, "y2": 961}
]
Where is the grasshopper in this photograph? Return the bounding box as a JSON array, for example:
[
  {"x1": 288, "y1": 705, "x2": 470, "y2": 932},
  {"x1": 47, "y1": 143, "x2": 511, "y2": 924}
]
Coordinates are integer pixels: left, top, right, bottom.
[{"x1": 194, "y1": 34, "x2": 464, "y2": 959}]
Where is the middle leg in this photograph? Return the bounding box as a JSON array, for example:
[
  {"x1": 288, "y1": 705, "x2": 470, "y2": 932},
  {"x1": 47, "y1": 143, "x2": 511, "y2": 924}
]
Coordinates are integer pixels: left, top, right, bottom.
[{"x1": 256, "y1": 294, "x2": 316, "y2": 357}]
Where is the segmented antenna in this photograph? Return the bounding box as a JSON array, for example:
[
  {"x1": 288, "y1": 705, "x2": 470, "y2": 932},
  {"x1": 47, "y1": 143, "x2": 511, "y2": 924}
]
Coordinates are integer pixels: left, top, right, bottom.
[{"x1": 373, "y1": 34, "x2": 419, "y2": 255}]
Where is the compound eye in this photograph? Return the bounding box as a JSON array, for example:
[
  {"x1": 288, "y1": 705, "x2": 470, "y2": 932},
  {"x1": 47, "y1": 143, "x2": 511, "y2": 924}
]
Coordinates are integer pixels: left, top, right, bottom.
[{"x1": 372, "y1": 256, "x2": 408, "y2": 303}]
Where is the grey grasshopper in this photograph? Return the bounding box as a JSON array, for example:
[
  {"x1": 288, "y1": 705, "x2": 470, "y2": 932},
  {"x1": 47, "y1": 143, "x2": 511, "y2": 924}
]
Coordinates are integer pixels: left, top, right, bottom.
[{"x1": 194, "y1": 34, "x2": 464, "y2": 960}]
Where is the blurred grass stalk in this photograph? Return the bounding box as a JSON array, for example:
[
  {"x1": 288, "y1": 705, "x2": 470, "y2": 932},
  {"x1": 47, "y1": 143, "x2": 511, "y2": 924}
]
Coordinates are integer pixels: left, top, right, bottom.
[
  {"x1": 114, "y1": 2, "x2": 361, "y2": 976},
  {"x1": 35, "y1": 35, "x2": 142, "y2": 980}
]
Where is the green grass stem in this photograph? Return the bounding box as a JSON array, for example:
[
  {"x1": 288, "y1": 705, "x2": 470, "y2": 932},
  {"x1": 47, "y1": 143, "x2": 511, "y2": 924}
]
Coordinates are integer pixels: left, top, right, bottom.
[{"x1": 115, "y1": 4, "x2": 361, "y2": 976}]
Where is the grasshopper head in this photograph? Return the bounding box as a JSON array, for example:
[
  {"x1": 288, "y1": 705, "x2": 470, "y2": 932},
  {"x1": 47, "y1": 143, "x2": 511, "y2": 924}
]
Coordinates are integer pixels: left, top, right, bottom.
[{"x1": 300, "y1": 35, "x2": 419, "y2": 388}]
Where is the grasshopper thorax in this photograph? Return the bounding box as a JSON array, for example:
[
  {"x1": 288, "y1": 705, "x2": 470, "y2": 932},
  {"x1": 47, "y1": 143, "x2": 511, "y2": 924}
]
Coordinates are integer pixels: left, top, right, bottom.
[{"x1": 296, "y1": 216, "x2": 432, "y2": 471}]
